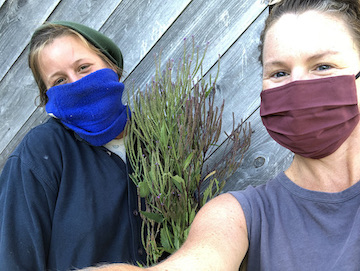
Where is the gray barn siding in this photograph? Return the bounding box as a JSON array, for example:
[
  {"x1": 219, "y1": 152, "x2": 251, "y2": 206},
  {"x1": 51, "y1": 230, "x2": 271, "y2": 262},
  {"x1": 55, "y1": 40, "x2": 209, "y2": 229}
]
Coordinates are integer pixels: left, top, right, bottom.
[{"x1": 0, "y1": 0, "x2": 292, "y2": 191}]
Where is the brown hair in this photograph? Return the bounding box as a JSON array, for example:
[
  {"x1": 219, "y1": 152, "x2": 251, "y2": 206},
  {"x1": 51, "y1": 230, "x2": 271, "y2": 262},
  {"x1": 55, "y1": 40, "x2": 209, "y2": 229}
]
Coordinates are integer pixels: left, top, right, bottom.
[
  {"x1": 259, "y1": 0, "x2": 360, "y2": 64},
  {"x1": 29, "y1": 23, "x2": 123, "y2": 106}
]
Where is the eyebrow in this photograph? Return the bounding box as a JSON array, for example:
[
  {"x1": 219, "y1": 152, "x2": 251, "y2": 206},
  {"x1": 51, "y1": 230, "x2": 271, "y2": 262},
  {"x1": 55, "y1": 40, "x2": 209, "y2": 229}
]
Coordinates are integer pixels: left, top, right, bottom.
[
  {"x1": 307, "y1": 50, "x2": 340, "y2": 62},
  {"x1": 263, "y1": 50, "x2": 341, "y2": 70},
  {"x1": 46, "y1": 58, "x2": 90, "y2": 82}
]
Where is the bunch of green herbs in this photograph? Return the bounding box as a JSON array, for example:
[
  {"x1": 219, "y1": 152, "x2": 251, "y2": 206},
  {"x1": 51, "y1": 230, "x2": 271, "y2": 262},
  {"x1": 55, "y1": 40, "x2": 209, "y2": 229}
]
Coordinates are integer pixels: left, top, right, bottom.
[{"x1": 125, "y1": 38, "x2": 251, "y2": 265}]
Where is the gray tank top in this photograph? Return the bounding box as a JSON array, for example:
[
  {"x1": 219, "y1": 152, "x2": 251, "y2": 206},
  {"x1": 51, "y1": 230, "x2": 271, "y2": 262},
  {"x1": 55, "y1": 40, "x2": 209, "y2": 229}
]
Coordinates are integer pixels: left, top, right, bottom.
[{"x1": 229, "y1": 172, "x2": 360, "y2": 271}]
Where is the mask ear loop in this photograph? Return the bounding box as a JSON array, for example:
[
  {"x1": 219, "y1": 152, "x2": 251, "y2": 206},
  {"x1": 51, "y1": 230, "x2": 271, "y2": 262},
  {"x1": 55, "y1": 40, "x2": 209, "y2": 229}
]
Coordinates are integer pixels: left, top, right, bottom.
[{"x1": 356, "y1": 71, "x2": 360, "y2": 79}]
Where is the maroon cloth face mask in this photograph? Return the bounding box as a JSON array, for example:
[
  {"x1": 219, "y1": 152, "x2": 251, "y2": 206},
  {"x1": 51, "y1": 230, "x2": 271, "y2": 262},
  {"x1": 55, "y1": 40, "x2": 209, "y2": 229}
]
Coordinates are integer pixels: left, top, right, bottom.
[{"x1": 260, "y1": 74, "x2": 360, "y2": 159}]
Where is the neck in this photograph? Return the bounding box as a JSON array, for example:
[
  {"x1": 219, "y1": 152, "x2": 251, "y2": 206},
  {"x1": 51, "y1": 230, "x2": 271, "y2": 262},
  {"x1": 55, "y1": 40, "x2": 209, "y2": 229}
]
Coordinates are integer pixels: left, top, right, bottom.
[{"x1": 285, "y1": 124, "x2": 360, "y2": 192}]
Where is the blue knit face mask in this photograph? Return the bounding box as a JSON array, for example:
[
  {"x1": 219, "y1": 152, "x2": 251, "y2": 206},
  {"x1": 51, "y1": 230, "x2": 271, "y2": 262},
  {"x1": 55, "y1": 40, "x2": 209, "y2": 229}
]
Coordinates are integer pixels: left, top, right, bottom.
[{"x1": 45, "y1": 68, "x2": 130, "y2": 146}]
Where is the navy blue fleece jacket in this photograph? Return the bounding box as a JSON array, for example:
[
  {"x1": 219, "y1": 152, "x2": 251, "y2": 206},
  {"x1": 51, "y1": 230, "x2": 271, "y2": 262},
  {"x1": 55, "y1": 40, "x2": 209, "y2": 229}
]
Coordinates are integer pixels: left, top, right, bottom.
[{"x1": 0, "y1": 118, "x2": 144, "y2": 270}]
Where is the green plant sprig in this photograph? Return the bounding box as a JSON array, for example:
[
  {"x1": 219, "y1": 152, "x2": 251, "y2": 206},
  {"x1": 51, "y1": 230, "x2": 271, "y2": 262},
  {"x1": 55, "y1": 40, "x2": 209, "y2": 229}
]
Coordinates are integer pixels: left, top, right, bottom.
[{"x1": 125, "y1": 37, "x2": 251, "y2": 265}]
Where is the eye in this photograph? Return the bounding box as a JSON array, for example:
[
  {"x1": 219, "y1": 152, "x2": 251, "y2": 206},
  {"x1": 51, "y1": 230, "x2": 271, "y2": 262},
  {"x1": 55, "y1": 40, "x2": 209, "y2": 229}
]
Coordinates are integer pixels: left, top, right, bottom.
[
  {"x1": 271, "y1": 71, "x2": 289, "y2": 78},
  {"x1": 79, "y1": 64, "x2": 90, "y2": 72},
  {"x1": 316, "y1": 64, "x2": 332, "y2": 71},
  {"x1": 53, "y1": 78, "x2": 66, "y2": 87}
]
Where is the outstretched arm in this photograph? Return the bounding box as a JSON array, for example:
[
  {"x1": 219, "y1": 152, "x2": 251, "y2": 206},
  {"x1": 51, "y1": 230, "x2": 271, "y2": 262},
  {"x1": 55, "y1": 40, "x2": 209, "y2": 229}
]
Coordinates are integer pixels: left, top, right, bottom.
[{"x1": 82, "y1": 193, "x2": 248, "y2": 271}]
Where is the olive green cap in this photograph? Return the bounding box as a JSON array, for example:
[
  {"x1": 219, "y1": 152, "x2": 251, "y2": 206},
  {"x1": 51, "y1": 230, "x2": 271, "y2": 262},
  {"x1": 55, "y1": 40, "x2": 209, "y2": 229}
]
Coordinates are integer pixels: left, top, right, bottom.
[{"x1": 34, "y1": 21, "x2": 123, "y2": 71}]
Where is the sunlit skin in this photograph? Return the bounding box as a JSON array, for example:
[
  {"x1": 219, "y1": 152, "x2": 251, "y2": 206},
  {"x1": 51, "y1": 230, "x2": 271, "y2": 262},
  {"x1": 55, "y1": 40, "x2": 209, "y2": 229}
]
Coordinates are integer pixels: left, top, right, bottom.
[
  {"x1": 38, "y1": 35, "x2": 124, "y2": 139},
  {"x1": 263, "y1": 11, "x2": 360, "y2": 192}
]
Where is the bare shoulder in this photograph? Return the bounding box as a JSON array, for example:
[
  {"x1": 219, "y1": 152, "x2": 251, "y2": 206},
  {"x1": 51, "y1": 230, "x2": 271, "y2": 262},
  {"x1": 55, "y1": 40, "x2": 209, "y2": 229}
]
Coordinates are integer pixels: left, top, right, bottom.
[
  {"x1": 189, "y1": 193, "x2": 246, "y2": 236},
  {"x1": 153, "y1": 193, "x2": 249, "y2": 271}
]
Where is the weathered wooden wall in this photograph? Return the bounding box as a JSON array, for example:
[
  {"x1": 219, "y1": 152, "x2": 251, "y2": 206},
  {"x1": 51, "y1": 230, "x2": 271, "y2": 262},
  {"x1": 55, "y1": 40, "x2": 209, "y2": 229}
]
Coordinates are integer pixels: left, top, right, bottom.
[{"x1": 0, "y1": 0, "x2": 292, "y2": 191}]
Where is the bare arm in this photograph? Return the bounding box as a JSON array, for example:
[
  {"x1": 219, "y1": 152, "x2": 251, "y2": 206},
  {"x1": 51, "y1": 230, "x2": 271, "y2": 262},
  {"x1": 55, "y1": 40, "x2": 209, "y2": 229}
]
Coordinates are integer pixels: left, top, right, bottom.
[{"x1": 81, "y1": 193, "x2": 248, "y2": 271}]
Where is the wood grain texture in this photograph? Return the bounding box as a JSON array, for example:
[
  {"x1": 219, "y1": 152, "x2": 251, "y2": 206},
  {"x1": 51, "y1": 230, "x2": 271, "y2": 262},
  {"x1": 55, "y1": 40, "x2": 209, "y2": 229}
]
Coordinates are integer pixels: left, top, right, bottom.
[
  {"x1": 47, "y1": 0, "x2": 122, "y2": 28},
  {"x1": 0, "y1": 0, "x2": 60, "y2": 80},
  {"x1": 101, "y1": 0, "x2": 192, "y2": 74},
  {"x1": 199, "y1": 9, "x2": 294, "y2": 191},
  {"x1": 0, "y1": 0, "x2": 59, "y2": 154},
  {"x1": 223, "y1": 112, "x2": 293, "y2": 192},
  {"x1": 206, "y1": 9, "x2": 268, "y2": 140},
  {"x1": 122, "y1": 0, "x2": 267, "y2": 101}
]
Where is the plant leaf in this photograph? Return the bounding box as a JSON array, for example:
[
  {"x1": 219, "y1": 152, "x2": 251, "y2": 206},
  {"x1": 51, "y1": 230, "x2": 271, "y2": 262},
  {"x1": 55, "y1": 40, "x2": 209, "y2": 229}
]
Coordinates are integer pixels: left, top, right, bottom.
[
  {"x1": 160, "y1": 226, "x2": 174, "y2": 253},
  {"x1": 160, "y1": 123, "x2": 168, "y2": 147},
  {"x1": 140, "y1": 211, "x2": 164, "y2": 223},
  {"x1": 202, "y1": 179, "x2": 215, "y2": 206},
  {"x1": 171, "y1": 175, "x2": 185, "y2": 192},
  {"x1": 138, "y1": 182, "x2": 150, "y2": 198},
  {"x1": 183, "y1": 152, "x2": 194, "y2": 171},
  {"x1": 203, "y1": 170, "x2": 216, "y2": 182}
]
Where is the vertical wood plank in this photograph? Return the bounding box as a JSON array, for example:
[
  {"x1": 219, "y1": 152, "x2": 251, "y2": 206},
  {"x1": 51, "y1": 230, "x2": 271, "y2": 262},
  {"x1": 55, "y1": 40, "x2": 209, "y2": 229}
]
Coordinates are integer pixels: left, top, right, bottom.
[
  {"x1": 47, "y1": 0, "x2": 122, "y2": 28},
  {"x1": 101, "y1": 0, "x2": 192, "y2": 74},
  {"x1": 122, "y1": 0, "x2": 267, "y2": 102},
  {"x1": 0, "y1": 0, "x2": 60, "y2": 80}
]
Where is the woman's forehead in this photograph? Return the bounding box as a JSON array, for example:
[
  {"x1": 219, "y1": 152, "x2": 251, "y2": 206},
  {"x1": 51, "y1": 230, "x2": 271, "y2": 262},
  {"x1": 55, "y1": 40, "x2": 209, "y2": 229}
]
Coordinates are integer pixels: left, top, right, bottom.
[{"x1": 263, "y1": 11, "x2": 357, "y2": 62}]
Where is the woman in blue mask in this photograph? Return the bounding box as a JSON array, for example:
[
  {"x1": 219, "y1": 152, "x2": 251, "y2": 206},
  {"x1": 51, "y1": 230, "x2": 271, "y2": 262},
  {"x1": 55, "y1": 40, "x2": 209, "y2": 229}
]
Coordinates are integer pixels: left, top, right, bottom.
[
  {"x1": 82, "y1": 0, "x2": 360, "y2": 270},
  {"x1": 0, "y1": 22, "x2": 144, "y2": 270}
]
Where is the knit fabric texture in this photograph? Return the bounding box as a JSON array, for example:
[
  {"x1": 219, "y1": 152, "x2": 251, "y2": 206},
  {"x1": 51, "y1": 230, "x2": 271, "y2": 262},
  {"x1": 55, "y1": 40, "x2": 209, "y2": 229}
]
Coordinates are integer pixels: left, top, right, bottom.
[{"x1": 45, "y1": 68, "x2": 130, "y2": 146}]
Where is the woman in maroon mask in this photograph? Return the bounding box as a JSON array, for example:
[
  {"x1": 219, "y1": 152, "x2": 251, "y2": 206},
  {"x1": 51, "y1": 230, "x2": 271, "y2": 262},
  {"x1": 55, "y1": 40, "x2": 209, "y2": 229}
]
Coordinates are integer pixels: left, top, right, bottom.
[{"x1": 80, "y1": 0, "x2": 360, "y2": 270}]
